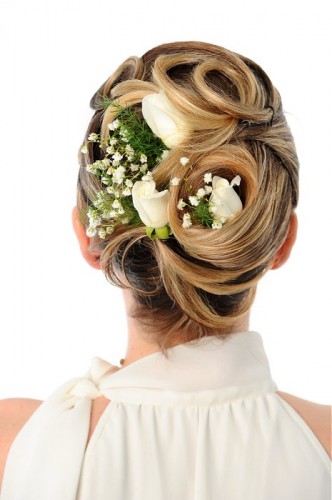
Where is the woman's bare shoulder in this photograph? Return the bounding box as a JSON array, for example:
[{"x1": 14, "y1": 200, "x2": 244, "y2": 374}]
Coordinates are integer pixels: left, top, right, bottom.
[
  {"x1": 0, "y1": 398, "x2": 42, "y2": 488},
  {"x1": 276, "y1": 391, "x2": 331, "y2": 459}
]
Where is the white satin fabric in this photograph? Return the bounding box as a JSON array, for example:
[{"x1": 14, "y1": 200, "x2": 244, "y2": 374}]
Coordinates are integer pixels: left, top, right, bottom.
[{"x1": 1, "y1": 331, "x2": 331, "y2": 499}]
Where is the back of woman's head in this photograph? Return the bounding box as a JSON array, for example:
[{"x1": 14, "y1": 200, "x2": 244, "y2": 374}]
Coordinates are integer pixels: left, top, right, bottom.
[{"x1": 77, "y1": 41, "x2": 299, "y2": 352}]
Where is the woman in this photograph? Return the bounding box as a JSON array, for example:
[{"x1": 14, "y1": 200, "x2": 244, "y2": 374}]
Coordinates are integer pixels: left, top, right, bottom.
[{"x1": 0, "y1": 41, "x2": 331, "y2": 499}]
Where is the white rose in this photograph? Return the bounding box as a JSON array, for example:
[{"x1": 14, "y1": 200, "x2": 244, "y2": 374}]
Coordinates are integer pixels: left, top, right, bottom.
[
  {"x1": 132, "y1": 180, "x2": 169, "y2": 228},
  {"x1": 209, "y1": 175, "x2": 243, "y2": 220},
  {"x1": 142, "y1": 91, "x2": 188, "y2": 148}
]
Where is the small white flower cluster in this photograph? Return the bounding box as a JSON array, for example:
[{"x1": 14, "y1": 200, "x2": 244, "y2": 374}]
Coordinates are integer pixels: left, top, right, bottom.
[{"x1": 82, "y1": 111, "x2": 168, "y2": 239}]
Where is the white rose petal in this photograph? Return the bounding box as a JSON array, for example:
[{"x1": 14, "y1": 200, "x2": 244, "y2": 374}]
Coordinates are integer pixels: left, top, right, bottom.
[
  {"x1": 209, "y1": 175, "x2": 243, "y2": 220},
  {"x1": 142, "y1": 91, "x2": 189, "y2": 148},
  {"x1": 132, "y1": 180, "x2": 169, "y2": 228}
]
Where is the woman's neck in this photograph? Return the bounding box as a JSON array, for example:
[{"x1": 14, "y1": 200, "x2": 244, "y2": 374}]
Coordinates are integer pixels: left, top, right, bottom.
[{"x1": 119, "y1": 290, "x2": 250, "y2": 368}]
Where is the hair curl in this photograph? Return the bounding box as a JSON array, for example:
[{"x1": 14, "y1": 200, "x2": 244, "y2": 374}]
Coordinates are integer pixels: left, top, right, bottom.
[{"x1": 77, "y1": 41, "x2": 299, "y2": 353}]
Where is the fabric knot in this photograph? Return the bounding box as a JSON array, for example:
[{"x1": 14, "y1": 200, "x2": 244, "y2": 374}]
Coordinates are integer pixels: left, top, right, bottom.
[
  {"x1": 70, "y1": 379, "x2": 102, "y2": 399},
  {"x1": 69, "y1": 357, "x2": 119, "y2": 400}
]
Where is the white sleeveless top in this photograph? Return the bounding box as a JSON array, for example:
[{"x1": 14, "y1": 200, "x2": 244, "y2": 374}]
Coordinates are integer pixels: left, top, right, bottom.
[{"x1": 1, "y1": 331, "x2": 331, "y2": 499}]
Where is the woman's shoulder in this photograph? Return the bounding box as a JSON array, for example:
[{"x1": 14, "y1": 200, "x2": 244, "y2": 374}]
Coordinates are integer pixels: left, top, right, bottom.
[
  {"x1": 276, "y1": 391, "x2": 331, "y2": 459},
  {"x1": 0, "y1": 398, "x2": 42, "y2": 488}
]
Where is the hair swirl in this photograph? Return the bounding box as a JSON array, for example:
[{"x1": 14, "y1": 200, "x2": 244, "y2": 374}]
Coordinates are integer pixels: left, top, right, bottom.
[{"x1": 77, "y1": 41, "x2": 299, "y2": 353}]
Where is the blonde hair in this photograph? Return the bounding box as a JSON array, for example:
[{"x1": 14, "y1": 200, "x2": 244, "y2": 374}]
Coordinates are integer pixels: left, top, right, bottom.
[{"x1": 77, "y1": 41, "x2": 299, "y2": 353}]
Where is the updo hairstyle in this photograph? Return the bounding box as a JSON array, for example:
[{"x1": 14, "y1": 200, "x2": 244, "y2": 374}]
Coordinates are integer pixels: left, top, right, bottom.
[{"x1": 77, "y1": 41, "x2": 299, "y2": 353}]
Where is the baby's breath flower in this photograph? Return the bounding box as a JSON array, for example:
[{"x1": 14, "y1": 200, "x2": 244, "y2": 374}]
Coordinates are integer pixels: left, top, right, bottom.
[
  {"x1": 109, "y1": 138, "x2": 117, "y2": 146},
  {"x1": 101, "y1": 176, "x2": 110, "y2": 185},
  {"x1": 81, "y1": 145, "x2": 88, "y2": 154},
  {"x1": 189, "y1": 196, "x2": 199, "y2": 207},
  {"x1": 108, "y1": 210, "x2": 117, "y2": 218},
  {"x1": 108, "y1": 119, "x2": 120, "y2": 131},
  {"x1": 112, "y1": 166, "x2": 126, "y2": 184},
  {"x1": 88, "y1": 133, "x2": 99, "y2": 142},
  {"x1": 112, "y1": 152, "x2": 123, "y2": 162},
  {"x1": 180, "y1": 157, "x2": 190, "y2": 166},
  {"x1": 212, "y1": 220, "x2": 223, "y2": 229},
  {"x1": 140, "y1": 164, "x2": 148, "y2": 173},
  {"x1": 98, "y1": 228, "x2": 107, "y2": 239},
  {"x1": 142, "y1": 171, "x2": 153, "y2": 182},
  {"x1": 196, "y1": 188, "x2": 206, "y2": 199},
  {"x1": 106, "y1": 146, "x2": 115, "y2": 155},
  {"x1": 177, "y1": 199, "x2": 186, "y2": 210},
  {"x1": 86, "y1": 164, "x2": 96, "y2": 174},
  {"x1": 204, "y1": 185, "x2": 213, "y2": 194},
  {"x1": 122, "y1": 188, "x2": 132, "y2": 196},
  {"x1": 204, "y1": 173, "x2": 212, "y2": 184},
  {"x1": 125, "y1": 145, "x2": 134, "y2": 155},
  {"x1": 86, "y1": 227, "x2": 97, "y2": 237},
  {"x1": 130, "y1": 164, "x2": 139, "y2": 172},
  {"x1": 121, "y1": 217, "x2": 131, "y2": 224},
  {"x1": 161, "y1": 150, "x2": 170, "y2": 160},
  {"x1": 170, "y1": 177, "x2": 181, "y2": 186},
  {"x1": 112, "y1": 199, "x2": 121, "y2": 209},
  {"x1": 117, "y1": 207, "x2": 125, "y2": 215},
  {"x1": 140, "y1": 154, "x2": 148, "y2": 164},
  {"x1": 182, "y1": 213, "x2": 192, "y2": 228},
  {"x1": 125, "y1": 179, "x2": 133, "y2": 188},
  {"x1": 102, "y1": 158, "x2": 111, "y2": 167},
  {"x1": 106, "y1": 226, "x2": 115, "y2": 234}
]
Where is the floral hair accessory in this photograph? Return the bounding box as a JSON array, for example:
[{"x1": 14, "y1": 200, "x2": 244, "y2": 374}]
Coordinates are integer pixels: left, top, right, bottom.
[
  {"x1": 82, "y1": 96, "x2": 243, "y2": 240},
  {"x1": 178, "y1": 174, "x2": 242, "y2": 229},
  {"x1": 142, "y1": 91, "x2": 189, "y2": 148},
  {"x1": 82, "y1": 102, "x2": 171, "y2": 240}
]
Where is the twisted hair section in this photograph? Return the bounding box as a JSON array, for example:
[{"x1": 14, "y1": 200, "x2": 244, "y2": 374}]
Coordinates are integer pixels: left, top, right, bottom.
[{"x1": 77, "y1": 41, "x2": 299, "y2": 353}]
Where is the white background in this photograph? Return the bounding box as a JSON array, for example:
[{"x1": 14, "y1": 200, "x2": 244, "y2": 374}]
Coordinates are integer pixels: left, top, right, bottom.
[{"x1": 0, "y1": 0, "x2": 331, "y2": 403}]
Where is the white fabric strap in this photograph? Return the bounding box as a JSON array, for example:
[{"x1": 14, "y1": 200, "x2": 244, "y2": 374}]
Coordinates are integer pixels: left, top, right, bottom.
[{"x1": 1, "y1": 379, "x2": 93, "y2": 500}]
